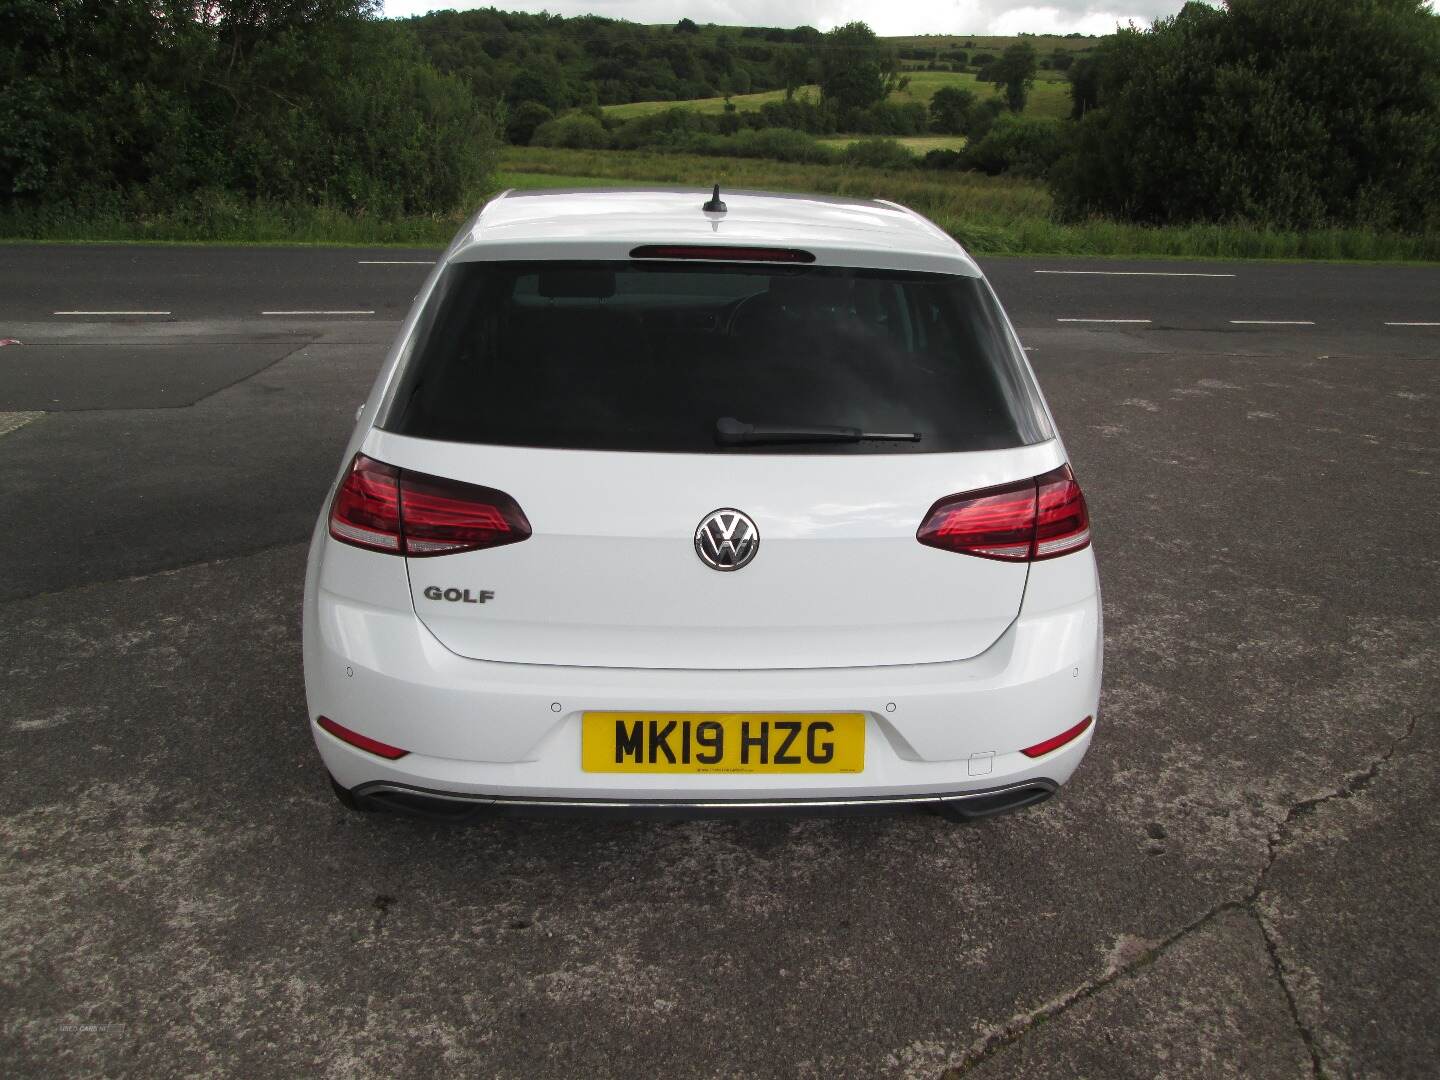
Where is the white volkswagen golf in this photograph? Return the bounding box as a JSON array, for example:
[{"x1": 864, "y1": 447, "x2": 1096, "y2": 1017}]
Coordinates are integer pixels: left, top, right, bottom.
[{"x1": 303, "y1": 186, "x2": 1101, "y2": 821}]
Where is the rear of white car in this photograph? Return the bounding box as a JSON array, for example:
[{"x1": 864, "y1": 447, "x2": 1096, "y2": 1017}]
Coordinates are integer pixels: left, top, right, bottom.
[{"x1": 302, "y1": 187, "x2": 1101, "y2": 820}]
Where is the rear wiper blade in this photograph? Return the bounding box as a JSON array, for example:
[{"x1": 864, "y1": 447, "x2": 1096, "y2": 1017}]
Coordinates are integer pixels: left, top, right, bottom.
[{"x1": 716, "y1": 416, "x2": 921, "y2": 446}]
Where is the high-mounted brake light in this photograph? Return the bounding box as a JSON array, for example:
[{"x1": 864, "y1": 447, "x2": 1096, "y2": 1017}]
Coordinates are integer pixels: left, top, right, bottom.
[
  {"x1": 917, "y1": 465, "x2": 1090, "y2": 562},
  {"x1": 328, "y1": 453, "x2": 531, "y2": 557},
  {"x1": 1021, "y1": 716, "x2": 1094, "y2": 758},
  {"x1": 317, "y1": 716, "x2": 409, "y2": 760},
  {"x1": 630, "y1": 245, "x2": 816, "y2": 263}
]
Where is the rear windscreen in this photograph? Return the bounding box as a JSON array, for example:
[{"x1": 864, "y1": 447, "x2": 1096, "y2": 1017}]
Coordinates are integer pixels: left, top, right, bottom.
[{"x1": 382, "y1": 260, "x2": 1051, "y2": 454}]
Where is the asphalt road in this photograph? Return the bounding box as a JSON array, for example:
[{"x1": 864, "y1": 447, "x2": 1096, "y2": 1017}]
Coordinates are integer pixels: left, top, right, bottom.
[{"x1": 1, "y1": 246, "x2": 1438, "y2": 1078}]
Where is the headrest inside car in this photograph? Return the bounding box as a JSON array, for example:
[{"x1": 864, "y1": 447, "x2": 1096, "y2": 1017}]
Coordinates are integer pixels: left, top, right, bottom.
[{"x1": 538, "y1": 269, "x2": 616, "y2": 299}]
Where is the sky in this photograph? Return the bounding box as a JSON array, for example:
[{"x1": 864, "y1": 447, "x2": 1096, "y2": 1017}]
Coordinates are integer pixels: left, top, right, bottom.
[{"x1": 380, "y1": 1, "x2": 1190, "y2": 38}]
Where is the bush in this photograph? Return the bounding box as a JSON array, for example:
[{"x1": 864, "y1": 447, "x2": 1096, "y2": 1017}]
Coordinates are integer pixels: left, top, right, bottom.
[
  {"x1": 677, "y1": 127, "x2": 837, "y2": 164},
  {"x1": 959, "y1": 116, "x2": 1064, "y2": 179},
  {"x1": 841, "y1": 138, "x2": 914, "y2": 170},
  {"x1": 506, "y1": 101, "x2": 554, "y2": 146},
  {"x1": 610, "y1": 108, "x2": 716, "y2": 150},
  {"x1": 532, "y1": 113, "x2": 611, "y2": 150},
  {"x1": 849, "y1": 101, "x2": 929, "y2": 136},
  {"x1": 728, "y1": 128, "x2": 837, "y2": 164},
  {"x1": 929, "y1": 86, "x2": 977, "y2": 135},
  {"x1": 756, "y1": 99, "x2": 834, "y2": 134},
  {"x1": 921, "y1": 148, "x2": 964, "y2": 170}
]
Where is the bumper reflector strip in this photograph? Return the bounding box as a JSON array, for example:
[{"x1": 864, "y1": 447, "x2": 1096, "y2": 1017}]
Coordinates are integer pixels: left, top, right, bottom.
[
  {"x1": 317, "y1": 716, "x2": 409, "y2": 760},
  {"x1": 1021, "y1": 715, "x2": 1094, "y2": 759}
]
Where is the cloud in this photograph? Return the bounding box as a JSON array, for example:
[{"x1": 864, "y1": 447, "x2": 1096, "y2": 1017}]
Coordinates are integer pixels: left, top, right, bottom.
[{"x1": 381, "y1": 0, "x2": 1183, "y2": 37}]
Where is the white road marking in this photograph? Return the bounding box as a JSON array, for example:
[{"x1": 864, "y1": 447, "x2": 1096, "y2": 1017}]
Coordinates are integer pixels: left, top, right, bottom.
[
  {"x1": 1057, "y1": 318, "x2": 1152, "y2": 323},
  {"x1": 1036, "y1": 270, "x2": 1236, "y2": 278},
  {"x1": 1384, "y1": 321, "x2": 1440, "y2": 327},
  {"x1": 0, "y1": 412, "x2": 43, "y2": 438},
  {"x1": 1230, "y1": 320, "x2": 1314, "y2": 325},
  {"x1": 53, "y1": 310, "x2": 170, "y2": 316},
  {"x1": 261, "y1": 310, "x2": 375, "y2": 316},
  {"x1": 357, "y1": 260, "x2": 434, "y2": 265}
]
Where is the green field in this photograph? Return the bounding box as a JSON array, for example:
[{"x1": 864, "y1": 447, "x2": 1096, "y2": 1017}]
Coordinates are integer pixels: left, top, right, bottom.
[{"x1": 602, "y1": 69, "x2": 1071, "y2": 123}]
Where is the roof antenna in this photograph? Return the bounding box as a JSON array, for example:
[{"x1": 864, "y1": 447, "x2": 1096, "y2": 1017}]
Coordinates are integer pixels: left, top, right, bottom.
[{"x1": 702, "y1": 183, "x2": 727, "y2": 213}]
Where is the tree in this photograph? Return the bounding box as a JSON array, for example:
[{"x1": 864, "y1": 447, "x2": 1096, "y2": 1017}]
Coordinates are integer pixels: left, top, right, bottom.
[
  {"x1": 816, "y1": 22, "x2": 897, "y2": 113},
  {"x1": 928, "y1": 86, "x2": 977, "y2": 134},
  {"x1": 990, "y1": 42, "x2": 1038, "y2": 112},
  {"x1": 674, "y1": 18, "x2": 698, "y2": 35},
  {"x1": 506, "y1": 100, "x2": 553, "y2": 145},
  {"x1": 1049, "y1": 0, "x2": 1440, "y2": 231},
  {"x1": 1065, "y1": 54, "x2": 1102, "y2": 119},
  {"x1": 778, "y1": 48, "x2": 811, "y2": 100},
  {"x1": 507, "y1": 69, "x2": 563, "y2": 111},
  {"x1": 0, "y1": 1, "x2": 496, "y2": 214}
]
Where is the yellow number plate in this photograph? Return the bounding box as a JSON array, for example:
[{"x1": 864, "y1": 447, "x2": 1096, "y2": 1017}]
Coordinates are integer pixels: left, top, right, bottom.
[{"x1": 581, "y1": 712, "x2": 865, "y2": 774}]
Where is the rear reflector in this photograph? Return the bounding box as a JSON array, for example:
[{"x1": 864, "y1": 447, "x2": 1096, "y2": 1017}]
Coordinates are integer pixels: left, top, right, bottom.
[
  {"x1": 917, "y1": 465, "x2": 1090, "y2": 562},
  {"x1": 630, "y1": 245, "x2": 816, "y2": 263},
  {"x1": 1021, "y1": 716, "x2": 1093, "y2": 758},
  {"x1": 329, "y1": 453, "x2": 531, "y2": 558},
  {"x1": 317, "y1": 716, "x2": 409, "y2": 760}
]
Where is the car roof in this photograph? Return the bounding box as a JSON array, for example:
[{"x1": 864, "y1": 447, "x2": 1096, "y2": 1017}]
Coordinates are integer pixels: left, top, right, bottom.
[{"x1": 446, "y1": 187, "x2": 981, "y2": 277}]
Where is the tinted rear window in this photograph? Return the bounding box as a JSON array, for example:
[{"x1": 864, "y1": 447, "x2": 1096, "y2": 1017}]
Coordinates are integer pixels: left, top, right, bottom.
[{"x1": 382, "y1": 261, "x2": 1051, "y2": 453}]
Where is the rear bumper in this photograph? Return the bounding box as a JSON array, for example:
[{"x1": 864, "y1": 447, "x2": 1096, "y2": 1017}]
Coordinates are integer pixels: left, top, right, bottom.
[{"x1": 302, "y1": 550, "x2": 1103, "y2": 805}]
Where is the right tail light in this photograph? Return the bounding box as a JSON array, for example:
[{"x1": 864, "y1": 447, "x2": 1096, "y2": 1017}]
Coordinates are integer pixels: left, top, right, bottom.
[{"x1": 917, "y1": 465, "x2": 1091, "y2": 562}]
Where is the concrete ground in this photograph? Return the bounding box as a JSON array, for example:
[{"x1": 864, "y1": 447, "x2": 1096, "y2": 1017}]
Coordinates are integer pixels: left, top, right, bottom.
[{"x1": 0, "y1": 247, "x2": 1437, "y2": 1078}]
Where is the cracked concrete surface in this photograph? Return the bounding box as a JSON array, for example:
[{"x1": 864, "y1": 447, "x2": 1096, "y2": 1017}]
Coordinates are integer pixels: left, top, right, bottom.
[{"x1": 2, "y1": 264, "x2": 1438, "y2": 1077}]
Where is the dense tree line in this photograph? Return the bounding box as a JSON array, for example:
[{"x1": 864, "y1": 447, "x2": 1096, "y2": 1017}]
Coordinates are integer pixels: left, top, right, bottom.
[
  {"x1": 405, "y1": 8, "x2": 819, "y2": 110},
  {"x1": 5, "y1": 2, "x2": 1435, "y2": 236},
  {"x1": 1052, "y1": 0, "x2": 1440, "y2": 230},
  {"x1": 1, "y1": 1, "x2": 495, "y2": 213}
]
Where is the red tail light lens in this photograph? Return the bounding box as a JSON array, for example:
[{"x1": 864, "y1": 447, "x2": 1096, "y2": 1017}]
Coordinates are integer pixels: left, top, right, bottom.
[
  {"x1": 329, "y1": 454, "x2": 531, "y2": 557},
  {"x1": 917, "y1": 465, "x2": 1090, "y2": 562},
  {"x1": 329, "y1": 455, "x2": 402, "y2": 554},
  {"x1": 317, "y1": 715, "x2": 409, "y2": 759},
  {"x1": 916, "y1": 478, "x2": 1037, "y2": 561},
  {"x1": 1034, "y1": 467, "x2": 1091, "y2": 559},
  {"x1": 1021, "y1": 716, "x2": 1094, "y2": 758},
  {"x1": 399, "y1": 472, "x2": 530, "y2": 557}
]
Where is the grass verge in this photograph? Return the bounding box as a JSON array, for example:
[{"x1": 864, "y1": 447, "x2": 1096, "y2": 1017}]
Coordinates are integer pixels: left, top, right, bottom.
[
  {"x1": 3, "y1": 149, "x2": 1435, "y2": 262},
  {"x1": 500, "y1": 147, "x2": 1440, "y2": 261}
]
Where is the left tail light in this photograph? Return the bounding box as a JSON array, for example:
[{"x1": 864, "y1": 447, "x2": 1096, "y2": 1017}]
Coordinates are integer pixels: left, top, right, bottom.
[{"x1": 328, "y1": 453, "x2": 531, "y2": 557}]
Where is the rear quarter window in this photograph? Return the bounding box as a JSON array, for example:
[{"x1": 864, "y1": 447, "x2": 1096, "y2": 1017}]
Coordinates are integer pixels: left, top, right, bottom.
[{"x1": 382, "y1": 260, "x2": 1052, "y2": 454}]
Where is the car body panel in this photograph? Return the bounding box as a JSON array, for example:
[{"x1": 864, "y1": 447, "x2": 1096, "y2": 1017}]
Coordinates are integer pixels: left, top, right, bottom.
[{"x1": 364, "y1": 428, "x2": 1064, "y2": 669}]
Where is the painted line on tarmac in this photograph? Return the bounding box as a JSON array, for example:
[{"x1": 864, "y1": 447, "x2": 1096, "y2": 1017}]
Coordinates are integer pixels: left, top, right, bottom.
[
  {"x1": 1057, "y1": 318, "x2": 1152, "y2": 323},
  {"x1": 261, "y1": 310, "x2": 375, "y2": 316},
  {"x1": 1230, "y1": 320, "x2": 1315, "y2": 325},
  {"x1": 1036, "y1": 270, "x2": 1235, "y2": 278},
  {"x1": 357, "y1": 260, "x2": 434, "y2": 265},
  {"x1": 1385, "y1": 321, "x2": 1440, "y2": 327},
  {"x1": 53, "y1": 310, "x2": 170, "y2": 316}
]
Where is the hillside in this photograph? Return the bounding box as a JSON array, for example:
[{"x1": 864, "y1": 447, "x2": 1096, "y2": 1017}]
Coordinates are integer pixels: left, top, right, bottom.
[{"x1": 603, "y1": 68, "x2": 1073, "y2": 125}]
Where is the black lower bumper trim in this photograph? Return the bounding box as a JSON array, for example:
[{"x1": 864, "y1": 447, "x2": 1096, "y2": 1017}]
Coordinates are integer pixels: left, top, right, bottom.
[{"x1": 347, "y1": 779, "x2": 1058, "y2": 823}]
